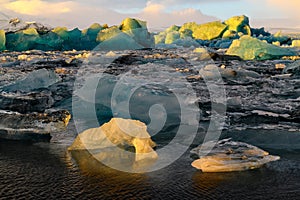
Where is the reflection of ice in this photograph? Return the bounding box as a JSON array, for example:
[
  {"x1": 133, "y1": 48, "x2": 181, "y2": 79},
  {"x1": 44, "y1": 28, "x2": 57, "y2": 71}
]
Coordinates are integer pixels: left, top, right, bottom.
[{"x1": 67, "y1": 149, "x2": 153, "y2": 183}]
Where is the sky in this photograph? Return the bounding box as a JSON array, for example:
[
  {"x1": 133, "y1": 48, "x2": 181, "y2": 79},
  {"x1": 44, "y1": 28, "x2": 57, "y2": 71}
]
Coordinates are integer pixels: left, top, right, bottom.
[{"x1": 0, "y1": 0, "x2": 299, "y2": 31}]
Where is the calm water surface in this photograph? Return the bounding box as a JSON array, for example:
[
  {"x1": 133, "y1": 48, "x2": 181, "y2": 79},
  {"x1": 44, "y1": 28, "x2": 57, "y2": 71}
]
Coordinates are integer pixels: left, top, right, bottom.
[{"x1": 0, "y1": 135, "x2": 299, "y2": 200}]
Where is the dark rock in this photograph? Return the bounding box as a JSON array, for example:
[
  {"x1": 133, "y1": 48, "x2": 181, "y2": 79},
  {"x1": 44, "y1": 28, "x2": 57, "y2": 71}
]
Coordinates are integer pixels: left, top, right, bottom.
[
  {"x1": 0, "y1": 91, "x2": 54, "y2": 113},
  {"x1": 0, "y1": 109, "x2": 71, "y2": 142}
]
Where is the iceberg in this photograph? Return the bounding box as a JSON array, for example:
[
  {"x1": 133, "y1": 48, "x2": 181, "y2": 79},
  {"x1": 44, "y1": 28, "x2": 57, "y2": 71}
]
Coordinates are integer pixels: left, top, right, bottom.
[
  {"x1": 191, "y1": 138, "x2": 280, "y2": 172},
  {"x1": 81, "y1": 23, "x2": 105, "y2": 49},
  {"x1": 192, "y1": 21, "x2": 228, "y2": 40},
  {"x1": 52, "y1": 27, "x2": 83, "y2": 50},
  {"x1": 165, "y1": 32, "x2": 180, "y2": 44},
  {"x1": 69, "y1": 118, "x2": 158, "y2": 162},
  {"x1": 292, "y1": 40, "x2": 300, "y2": 47},
  {"x1": 52, "y1": 27, "x2": 69, "y2": 40},
  {"x1": 0, "y1": 30, "x2": 5, "y2": 50},
  {"x1": 154, "y1": 25, "x2": 197, "y2": 47},
  {"x1": 226, "y1": 35, "x2": 296, "y2": 60},
  {"x1": 82, "y1": 23, "x2": 104, "y2": 37},
  {"x1": 120, "y1": 18, "x2": 146, "y2": 31},
  {"x1": 96, "y1": 27, "x2": 144, "y2": 51},
  {"x1": 35, "y1": 31, "x2": 63, "y2": 50},
  {"x1": 95, "y1": 18, "x2": 154, "y2": 50},
  {"x1": 1, "y1": 17, "x2": 154, "y2": 51},
  {"x1": 6, "y1": 30, "x2": 40, "y2": 51},
  {"x1": 179, "y1": 21, "x2": 227, "y2": 41},
  {"x1": 22, "y1": 27, "x2": 39, "y2": 36},
  {"x1": 154, "y1": 15, "x2": 255, "y2": 47},
  {"x1": 224, "y1": 15, "x2": 251, "y2": 36}
]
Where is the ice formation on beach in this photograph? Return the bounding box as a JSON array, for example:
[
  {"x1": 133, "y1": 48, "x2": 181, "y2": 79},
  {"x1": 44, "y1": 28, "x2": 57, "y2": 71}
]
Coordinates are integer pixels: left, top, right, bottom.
[
  {"x1": 191, "y1": 138, "x2": 280, "y2": 172},
  {"x1": 0, "y1": 15, "x2": 298, "y2": 60},
  {"x1": 69, "y1": 118, "x2": 158, "y2": 162},
  {"x1": 0, "y1": 17, "x2": 154, "y2": 51},
  {"x1": 226, "y1": 35, "x2": 296, "y2": 60}
]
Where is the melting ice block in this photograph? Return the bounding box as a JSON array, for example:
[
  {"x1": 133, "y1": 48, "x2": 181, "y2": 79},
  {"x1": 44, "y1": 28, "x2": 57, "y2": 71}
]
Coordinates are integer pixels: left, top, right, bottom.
[
  {"x1": 191, "y1": 138, "x2": 280, "y2": 172},
  {"x1": 69, "y1": 118, "x2": 158, "y2": 162},
  {"x1": 226, "y1": 35, "x2": 296, "y2": 60}
]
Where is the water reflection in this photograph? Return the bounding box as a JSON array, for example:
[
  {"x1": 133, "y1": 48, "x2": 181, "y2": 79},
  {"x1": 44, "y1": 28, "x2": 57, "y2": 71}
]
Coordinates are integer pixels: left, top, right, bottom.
[
  {"x1": 67, "y1": 148, "x2": 157, "y2": 174},
  {"x1": 66, "y1": 149, "x2": 154, "y2": 198},
  {"x1": 1, "y1": 139, "x2": 299, "y2": 199}
]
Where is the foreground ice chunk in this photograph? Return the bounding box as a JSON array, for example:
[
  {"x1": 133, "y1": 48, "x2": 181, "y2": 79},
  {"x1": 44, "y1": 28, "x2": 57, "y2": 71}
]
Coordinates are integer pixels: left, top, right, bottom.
[
  {"x1": 191, "y1": 138, "x2": 280, "y2": 172},
  {"x1": 69, "y1": 118, "x2": 157, "y2": 162}
]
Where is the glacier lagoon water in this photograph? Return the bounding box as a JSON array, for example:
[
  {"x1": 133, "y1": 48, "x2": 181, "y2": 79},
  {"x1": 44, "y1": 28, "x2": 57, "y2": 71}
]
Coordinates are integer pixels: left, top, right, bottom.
[{"x1": 0, "y1": 131, "x2": 299, "y2": 200}]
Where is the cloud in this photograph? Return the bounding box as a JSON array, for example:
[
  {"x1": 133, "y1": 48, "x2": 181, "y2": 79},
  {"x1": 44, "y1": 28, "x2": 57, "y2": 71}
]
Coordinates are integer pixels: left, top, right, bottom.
[
  {"x1": 266, "y1": 0, "x2": 300, "y2": 17},
  {"x1": 0, "y1": 0, "x2": 123, "y2": 27},
  {"x1": 2, "y1": 0, "x2": 75, "y2": 15},
  {"x1": 143, "y1": 2, "x2": 165, "y2": 13},
  {"x1": 248, "y1": 0, "x2": 300, "y2": 28},
  {"x1": 139, "y1": 2, "x2": 218, "y2": 28},
  {"x1": 0, "y1": 0, "x2": 218, "y2": 29}
]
